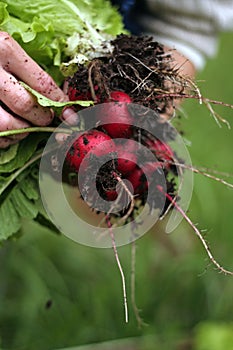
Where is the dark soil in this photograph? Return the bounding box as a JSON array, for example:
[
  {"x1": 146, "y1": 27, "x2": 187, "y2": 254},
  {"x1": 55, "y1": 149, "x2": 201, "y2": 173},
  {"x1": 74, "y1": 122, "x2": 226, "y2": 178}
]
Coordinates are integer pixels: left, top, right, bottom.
[{"x1": 68, "y1": 34, "x2": 183, "y2": 115}]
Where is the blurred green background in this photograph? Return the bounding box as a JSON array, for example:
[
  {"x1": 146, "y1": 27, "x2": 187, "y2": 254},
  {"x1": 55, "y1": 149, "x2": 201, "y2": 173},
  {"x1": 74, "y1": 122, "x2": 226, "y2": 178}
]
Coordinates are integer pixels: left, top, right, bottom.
[{"x1": 1, "y1": 32, "x2": 233, "y2": 350}]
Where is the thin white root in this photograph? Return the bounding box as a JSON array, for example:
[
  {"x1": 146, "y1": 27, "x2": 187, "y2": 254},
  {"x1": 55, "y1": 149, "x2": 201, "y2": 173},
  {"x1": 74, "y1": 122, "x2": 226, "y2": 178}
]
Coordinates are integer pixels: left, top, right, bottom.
[
  {"x1": 157, "y1": 186, "x2": 233, "y2": 276},
  {"x1": 167, "y1": 161, "x2": 233, "y2": 190},
  {"x1": 131, "y1": 240, "x2": 145, "y2": 328},
  {"x1": 113, "y1": 173, "x2": 135, "y2": 226},
  {"x1": 186, "y1": 77, "x2": 203, "y2": 105},
  {"x1": 204, "y1": 100, "x2": 231, "y2": 129},
  {"x1": 106, "y1": 216, "x2": 129, "y2": 323},
  {"x1": 154, "y1": 92, "x2": 233, "y2": 128}
]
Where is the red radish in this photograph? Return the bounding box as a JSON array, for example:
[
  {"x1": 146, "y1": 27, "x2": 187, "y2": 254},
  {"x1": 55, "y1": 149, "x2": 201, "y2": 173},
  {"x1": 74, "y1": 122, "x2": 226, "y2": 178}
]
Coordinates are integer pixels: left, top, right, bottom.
[
  {"x1": 115, "y1": 141, "x2": 137, "y2": 175},
  {"x1": 66, "y1": 130, "x2": 116, "y2": 172},
  {"x1": 105, "y1": 189, "x2": 118, "y2": 201},
  {"x1": 68, "y1": 86, "x2": 91, "y2": 101},
  {"x1": 145, "y1": 138, "x2": 174, "y2": 164},
  {"x1": 68, "y1": 85, "x2": 100, "y2": 102},
  {"x1": 99, "y1": 91, "x2": 133, "y2": 138},
  {"x1": 127, "y1": 162, "x2": 162, "y2": 195},
  {"x1": 109, "y1": 91, "x2": 132, "y2": 103},
  {"x1": 116, "y1": 154, "x2": 137, "y2": 176},
  {"x1": 115, "y1": 139, "x2": 139, "y2": 154}
]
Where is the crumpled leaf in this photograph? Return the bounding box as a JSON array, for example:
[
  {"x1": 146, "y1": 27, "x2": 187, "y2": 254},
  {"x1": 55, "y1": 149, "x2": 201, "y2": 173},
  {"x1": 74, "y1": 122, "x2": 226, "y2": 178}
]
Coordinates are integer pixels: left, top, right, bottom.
[
  {"x1": 0, "y1": 133, "x2": 50, "y2": 240},
  {"x1": 0, "y1": 133, "x2": 45, "y2": 174},
  {"x1": 20, "y1": 81, "x2": 93, "y2": 115},
  {"x1": 0, "y1": 143, "x2": 19, "y2": 165},
  {"x1": 0, "y1": 168, "x2": 39, "y2": 240}
]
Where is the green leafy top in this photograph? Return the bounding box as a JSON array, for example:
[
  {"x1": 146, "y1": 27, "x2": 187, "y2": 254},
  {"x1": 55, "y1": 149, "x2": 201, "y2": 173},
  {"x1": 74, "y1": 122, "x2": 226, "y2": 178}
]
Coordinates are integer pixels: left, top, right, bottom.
[
  {"x1": 0, "y1": 0, "x2": 124, "y2": 82},
  {"x1": 0, "y1": 0, "x2": 124, "y2": 241},
  {"x1": 0, "y1": 134, "x2": 48, "y2": 240}
]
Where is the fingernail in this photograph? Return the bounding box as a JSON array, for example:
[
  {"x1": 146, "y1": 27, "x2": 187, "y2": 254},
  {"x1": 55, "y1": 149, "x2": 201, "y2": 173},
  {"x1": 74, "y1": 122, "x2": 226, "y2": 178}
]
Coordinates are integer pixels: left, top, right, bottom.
[{"x1": 62, "y1": 107, "x2": 80, "y2": 125}]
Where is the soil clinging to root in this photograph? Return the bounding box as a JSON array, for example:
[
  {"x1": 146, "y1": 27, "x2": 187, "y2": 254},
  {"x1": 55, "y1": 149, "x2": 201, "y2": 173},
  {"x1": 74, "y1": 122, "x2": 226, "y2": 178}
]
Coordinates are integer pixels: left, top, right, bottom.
[{"x1": 68, "y1": 34, "x2": 186, "y2": 115}]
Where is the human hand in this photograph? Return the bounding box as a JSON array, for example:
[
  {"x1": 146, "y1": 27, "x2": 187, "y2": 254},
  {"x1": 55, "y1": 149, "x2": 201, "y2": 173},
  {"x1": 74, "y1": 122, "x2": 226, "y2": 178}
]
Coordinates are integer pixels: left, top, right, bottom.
[
  {"x1": 159, "y1": 46, "x2": 196, "y2": 121},
  {"x1": 0, "y1": 32, "x2": 75, "y2": 148}
]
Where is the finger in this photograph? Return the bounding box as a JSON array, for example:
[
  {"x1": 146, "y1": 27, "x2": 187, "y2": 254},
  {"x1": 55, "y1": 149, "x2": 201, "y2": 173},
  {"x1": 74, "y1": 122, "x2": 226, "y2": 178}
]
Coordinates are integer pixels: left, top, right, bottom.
[
  {"x1": 61, "y1": 81, "x2": 80, "y2": 125},
  {"x1": 0, "y1": 32, "x2": 67, "y2": 102},
  {"x1": 0, "y1": 105, "x2": 30, "y2": 148},
  {"x1": 56, "y1": 108, "x2": 80, "y2": 145},
  {"x1": 63, "y1": 79, "x2": 69, "y2": 95},
  {"x1": 61, "y1": 107, "x2": 80, "y2": 125},
  {"x1": 0, "y1": 67, "x2": 54, "y2": 126},
  {"x1": 0, "y1": 105, "x2": 30, "y2": 133}
]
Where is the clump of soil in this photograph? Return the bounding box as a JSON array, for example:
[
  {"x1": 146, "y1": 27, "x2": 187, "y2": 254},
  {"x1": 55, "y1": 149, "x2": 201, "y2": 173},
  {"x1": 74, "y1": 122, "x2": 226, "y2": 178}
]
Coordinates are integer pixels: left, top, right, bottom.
[{"x1": 68, "y1": 34, "x2": 185, "y2": 115}]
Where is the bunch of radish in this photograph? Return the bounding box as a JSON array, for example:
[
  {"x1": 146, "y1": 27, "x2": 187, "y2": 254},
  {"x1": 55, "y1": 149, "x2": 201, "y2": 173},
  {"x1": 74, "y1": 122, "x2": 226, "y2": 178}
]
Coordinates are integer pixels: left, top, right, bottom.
[
  {"x1": 64, "y1": 86, "x2": 178, "y2": 326},
  {"x1": 63, "y1": 35, "x2": 233, "y2": 326},
  {"x1": 65, "y1": 88, "x2": 176, "y2": 220}
]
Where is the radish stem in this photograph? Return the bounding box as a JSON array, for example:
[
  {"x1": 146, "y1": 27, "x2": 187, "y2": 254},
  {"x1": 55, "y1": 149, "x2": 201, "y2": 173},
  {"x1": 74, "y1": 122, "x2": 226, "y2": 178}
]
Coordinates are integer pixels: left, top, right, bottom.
[{"x1": 0, "y1": 127, "x2": 79, "y2": 138}]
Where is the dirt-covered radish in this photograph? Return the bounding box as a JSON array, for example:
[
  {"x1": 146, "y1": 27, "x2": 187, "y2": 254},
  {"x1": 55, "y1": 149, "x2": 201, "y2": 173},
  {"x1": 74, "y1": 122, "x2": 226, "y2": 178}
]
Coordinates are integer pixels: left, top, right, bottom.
[
  {"x1": 98, "y1": 91, "x2": 133, "y2": 138},
  {"x1": 126, "y1": 161, "x2": 162, "y2": 195},
  {"x1": 104, "y1": 189, "x2": 118, "y2": 201},
  {"x1": 114, "y1": 141, "x2": 137, "y2": 175},
  {"x1": 68, "y1": 85, "x2": 100, "y2": 102},
  {"x1": 66, "y1": 130, "x2": 116, "y2": 172},
  {"x1": 145, "y1": 138, "x2": 174, "y2": 163},
  {"x1": 68, "y1": 86, "x2": 91, "y2": 101},
  {"x1": 108, "y1": 91, "x2": 132, "y2": 103}
]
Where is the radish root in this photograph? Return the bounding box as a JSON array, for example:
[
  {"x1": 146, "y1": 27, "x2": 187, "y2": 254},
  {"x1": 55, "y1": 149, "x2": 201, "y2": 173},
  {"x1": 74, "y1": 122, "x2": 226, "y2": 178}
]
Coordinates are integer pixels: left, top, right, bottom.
[
  {"x1": 106, "y1": 216, "x2": 129, "y2": 323},
  {"x1": 157, "y1": 185, "x2": 233, "y2": 276},
  {"x1": 131, "y1": 240, "x2": 146, "y2": 328}
]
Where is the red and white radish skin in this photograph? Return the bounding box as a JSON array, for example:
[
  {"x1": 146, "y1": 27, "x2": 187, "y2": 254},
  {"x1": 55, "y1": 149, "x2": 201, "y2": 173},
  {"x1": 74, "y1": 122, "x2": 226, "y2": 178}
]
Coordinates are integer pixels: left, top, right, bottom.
[
  {"x1": 145, "y1": 138, "x2": 174, "y2": 164},
  {"x1": 66, "y1": 130, "x2": 116, "y2": 172},
  {"x1": 114, "y1": 140, "x2": 137, "y2": 175},
  {"x1": 99, "y1": 91, "x2": 133, "y2": 138},
  {"x1": 68, "y1": 85, "x2": 100, "y2": 102},
  {"x1": 127, "y1": 161, "x2": 162, "y2": 195}
]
